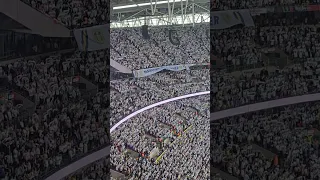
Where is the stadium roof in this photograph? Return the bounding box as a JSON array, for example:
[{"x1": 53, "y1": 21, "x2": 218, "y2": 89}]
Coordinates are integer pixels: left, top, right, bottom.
[
  {"x1": 0, "y1": 12, "x2": 29, "y2": 30},
  {"x1": 111, "y1": 0, "x2": 210, "y2": 28}
]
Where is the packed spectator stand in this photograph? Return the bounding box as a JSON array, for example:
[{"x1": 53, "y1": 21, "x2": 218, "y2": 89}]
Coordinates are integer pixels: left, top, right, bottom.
[
  {"x1": 0, "y1": 0, "x2": 110, "y2": 179},
  {"x1": 211, "y1": 0, "x2": 320, "y2": 10},
  {"x1": 211, "y1": 102, "x2": 320, "y2": 180},
  {"x1": 108, "y1": 6, "x2": 210, "y2": 179},
  {"x1": 0, "y1": 49, "x2": 109, "y2": 179},
  {"x1": 111, "y1": 24, "x2": 209, "y2": 70},
  {"x1": 0, "y1": 1, "x2": 211, "y2": 178},
  {"x1": 10, "y1": 0, "x2": 320, "y2": 179},
  {"x1": 111, "y1": 95, "x2": 210, "y2": 180},
  {"x1": 20, "y1": 0, "x2": 109, "y2": 28},
  {"x1": 63, "y1": 156, "x2": 110, "y2": 180},
  {"x1": 211, "y1": 12, "x2": 320, "y2": 112},
  {"x1": 110, "y1": 69, "x2": 209, "y2": 127},
  {"x1": 109, "y1": 23, "x2": 210, "y2": 178},
  {"x1": 211, "y1": 1, "x2": 320, "y2": 180}
]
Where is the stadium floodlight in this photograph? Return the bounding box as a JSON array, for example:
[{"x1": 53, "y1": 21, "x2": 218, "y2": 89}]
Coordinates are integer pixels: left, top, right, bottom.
[{"x1": 113, "y1": 0, "x2": 187, "y2": 10}]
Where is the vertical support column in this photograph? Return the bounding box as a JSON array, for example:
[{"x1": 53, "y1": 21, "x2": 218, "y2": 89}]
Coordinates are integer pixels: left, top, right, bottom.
[
  {"x1": 145, "y1": 9, "x2": 148, "y2": 25},
  {"x1": 192, "y1": 1, "x2": 195, "y2": 27},
  {"x1": 171, "y1": 0, "x2": 175, "y2": 24},
  {"x1": 150, "y1": 0, "x2": 154, "y2": 15},
  {"x1": 167, "y1": 0, "x2": 171, "y2": 25},
  {"x1": 167, "y1": 0, "x2": 176, "y2": 25},
  {"x1": 184, "y1": 0, "x2": 189, "y2": 25},
  {"x1": 181, "y1": 0, "x2": 188, "y2": 26},
  {"x1": 150, "y1": 0, "x2": 158, "y2": 15},
  {"x1": 117, "y1": 13, "x2": 121, "y2": 22},
  {"x1": 181, "y1": 0, "x2": 184, "y2": 26}
]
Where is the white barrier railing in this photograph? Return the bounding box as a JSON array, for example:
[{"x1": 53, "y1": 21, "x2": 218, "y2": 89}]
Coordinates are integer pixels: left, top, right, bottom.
[{"x1": 211, "y1": 93, "x2": 320, "y2": 120}]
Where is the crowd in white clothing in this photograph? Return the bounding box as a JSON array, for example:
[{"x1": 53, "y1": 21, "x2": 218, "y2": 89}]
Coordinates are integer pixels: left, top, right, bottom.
[
  {"x1": 59, "y1": 95, "x2": 210, "y2": 180},
  {"x1": 5, "y1": 49, "x2": 108, "y2": 97},
  {"x1": 63, "y1": 156, "x2": 110, "y2": 180},
  {"x1": 211, "y1": 14, "x2": 320, "y2": 111},
  {"x1": 258, "y1": 25, "x2": 320, "y2": 60},
  {"x1": 111, "y1": 25, "x2": 209, "y2": 70},
  {"x1": 212, "y1": 102, "x2": 320, "y2": 180},
  {"x1": 0, "y1": 48, "x2": 108, "y2": 179},
  {"x1": 211, "y1": 0, "x2": 320, "y2": 10},
  {"x1": 21, "y1": 0, "x2": 108, "y2": 28},
  {"x1": 210, "y1": 10, "x2": 320, "y2": 180},
  {"x1": 111, "y1": 95, "x2": 210, "y2": 179},
  {"x1": 0, "y1": 15, "x2": 212, "y2": 179},
  {"x1": 56, "y1": 23, "x2": 211, "y2": 180},
  {"x1": 211, "y1": 57, "x2": 320, "y2": 112},
  {"x1": 212, "y1": 27, "x2": 261, "y2": 70},
  {"x1": 110, "y1": 69, "x2": 209, "y2": 127},
  {"x1": 212, "y1": 13, "x2": 320, "y2": 71}
]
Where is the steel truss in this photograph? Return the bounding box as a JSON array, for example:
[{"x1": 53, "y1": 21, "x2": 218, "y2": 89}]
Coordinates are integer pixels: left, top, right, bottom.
[{"x1": 111, "y1": 0, "x2": 209, "y2": 28}]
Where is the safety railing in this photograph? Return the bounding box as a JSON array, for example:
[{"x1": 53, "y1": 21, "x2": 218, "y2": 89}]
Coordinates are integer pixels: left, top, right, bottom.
[{"x1": 39, "y1": 144, "x2": 109, "y2": 180}]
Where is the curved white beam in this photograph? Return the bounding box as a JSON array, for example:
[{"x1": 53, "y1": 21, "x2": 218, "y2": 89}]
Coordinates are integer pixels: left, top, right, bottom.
[
  {"x1": 211, "y1": 93, "x2": 320, "y2": 121},
  {"x1": 45, "y1": 91, "x2": 210, "y2": 180},
  {"x1": 45, "y1": 146, "x2": 110, "y2": 180},
  {"x1": 111, "y1": 91, "x2": 210, "y2": 133}
]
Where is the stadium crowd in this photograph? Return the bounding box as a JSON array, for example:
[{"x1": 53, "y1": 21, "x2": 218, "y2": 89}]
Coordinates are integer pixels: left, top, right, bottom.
[
  {"x1": 20, "y1": 0, "x2": 109, "y2": 28},
  {"x1": 212, "y1": 12, "x2": 320, "y2": 70},
  {"x1": 1, "y1": 0, "x2": 110, "y2": 178},
  {"x1": 63, "y1": 156, "x2": 110, "y2": 180},
  {"x1": 0, "y1": 23, "x2": 211, "y2": 179},
  {"x1": 110, "y1": 69, "x2": 209, "y2": 126},
  {"x1": 111, "y1": 95, "x2": 210, "y2": 179},
  {"x1": 211, "y1": 102, "x2": 320, "y2": 180},
  {"x1": 211, "y1": 12, "x2": 320, "y2": 112},
  {"x1": 210, "y1": 7, "x2": 320, "y2": 180},
  {"x1": 6, "y1": 0, "x2": 320, "y2": 179},
  {"x1": 61, "y1": 95, "x2": 210, "y2": 180},
  {"x1": 0, "y1": 10, "x2": 212, "y2": 178},
  {"x1": 0, "y1": 48, "x2": 109, "y2": 179},
  {"x1": 111, "y1": 25, "x2": 209, "y2": 70},
  {"x1": 211, "y1": 58, "x2": 320, "y2": 112},
  {"x1": 211, "y1": 0, "x2": 320, "y2": 10}
]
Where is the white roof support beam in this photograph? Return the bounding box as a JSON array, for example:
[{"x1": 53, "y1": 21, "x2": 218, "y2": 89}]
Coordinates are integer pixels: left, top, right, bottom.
[
  {"x1": 112, "y1": 0, "x2": 208, "y2": 13},
  {"x1": 110, "y1": 12, "x2": 210, "y2": 28},
  {"x1": 167, "y1": 0, "x2": 175, "y2": 25},
  {"x1": 194, "y1": 3, "x2": 209, "y2": 12},
  {"x1": 110, "y1": 0, "x2": 209, "y2": 28},
  {"x1": 150, "y1": 0, "x2": 158, "y2": 15},
  {"x1": 192, "y1": 1, "x2": 195, "y2": 26},
  {"x1": 181, "y1": 0, "x2": 188, "y2": 26}
]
